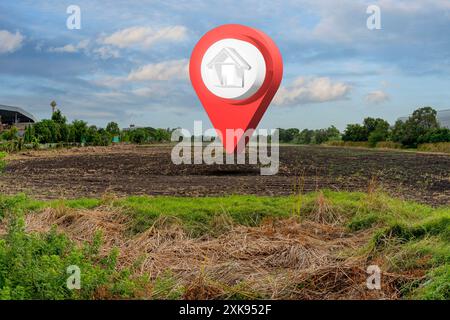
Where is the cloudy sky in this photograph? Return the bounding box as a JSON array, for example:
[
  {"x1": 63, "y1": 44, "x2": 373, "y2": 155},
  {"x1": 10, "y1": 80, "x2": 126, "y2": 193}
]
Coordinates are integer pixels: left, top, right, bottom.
[{"x1": 1, "y1": 0, "x2": 449, "y2": 131}]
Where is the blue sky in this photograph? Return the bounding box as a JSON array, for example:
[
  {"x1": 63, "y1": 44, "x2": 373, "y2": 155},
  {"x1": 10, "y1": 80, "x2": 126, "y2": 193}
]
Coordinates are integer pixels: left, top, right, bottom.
[{"x1": 1, "y1": 0, "x2": 449, "y2": 131}]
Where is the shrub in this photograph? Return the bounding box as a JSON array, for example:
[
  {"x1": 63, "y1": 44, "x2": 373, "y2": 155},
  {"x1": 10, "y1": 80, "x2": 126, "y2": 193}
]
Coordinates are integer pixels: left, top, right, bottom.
[
  {"x1": 0, "y1": 127, "x2": 18, "y2": 141},
  {"x1": 0, "y1": 214, "x2": 150, "y2": 299},
  {"x1": 0, "y1": 140, "x2": 24, "y2": 153},
  {"x1": 417, "y1": 142, "x2": 450, "y2": 153},
  {"x1": 418, "y1": 128, "x2": 450, "y2": 144},
  {"x1": 412, "y1": 265, "x2": 450, "y2": 299},
  {"x1": 368, "y1": 130, "x2": 386, "y2": 147}
]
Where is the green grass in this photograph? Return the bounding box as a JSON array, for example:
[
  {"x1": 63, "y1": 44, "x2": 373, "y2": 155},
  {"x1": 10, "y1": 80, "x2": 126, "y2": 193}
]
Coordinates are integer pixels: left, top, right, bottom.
[
  {"x1": 0, "y1": 216, "x2": 151, "y2": 299},
  {"x1": 0, "y1": 191, "x2": 448, "y2": 300},
  {"x1": 0, "y1": 152, "x2": 7, "y2": 173},
  {"x1": 0, "y1": 194, "x2": 101, "y2": 219},
  {"x1": 114, "y1": 195, "x2": 294, "y2": 235}
]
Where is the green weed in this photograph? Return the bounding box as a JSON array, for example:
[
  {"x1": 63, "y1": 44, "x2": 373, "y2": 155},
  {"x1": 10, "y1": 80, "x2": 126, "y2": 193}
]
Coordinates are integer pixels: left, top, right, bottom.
[{"x1": 0, "y1": 191, "x2": 448, "y2": 299}]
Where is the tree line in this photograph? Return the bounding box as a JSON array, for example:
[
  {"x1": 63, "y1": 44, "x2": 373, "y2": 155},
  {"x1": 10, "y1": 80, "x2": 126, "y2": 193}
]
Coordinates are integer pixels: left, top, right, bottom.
[
  {"x1": 1, "y1": 104, "x2": 449, "y2": 150},
  {"x1": 278, "y1": 106, "x2": 450, "y2": 148},
  {"x1": 1, "y1": 107, "x2": 172, "y2": 148}
]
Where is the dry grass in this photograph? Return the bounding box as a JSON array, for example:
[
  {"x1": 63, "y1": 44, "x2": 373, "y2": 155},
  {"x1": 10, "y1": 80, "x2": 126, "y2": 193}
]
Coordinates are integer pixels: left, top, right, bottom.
[
  {"x1": 418, "y1": 142, "x2": 450, "y2": 154},
  {"x1": 310, "y1": 191, "x2": 344, "y2": 225},
  {"x1": 20, "y1": 201, "x2": 408, "y2": 300}
]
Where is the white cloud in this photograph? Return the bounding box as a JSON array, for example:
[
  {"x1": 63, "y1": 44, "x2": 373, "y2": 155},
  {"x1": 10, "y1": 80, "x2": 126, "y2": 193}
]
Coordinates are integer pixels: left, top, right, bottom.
[
  {"x1": 132, "y1": 87, "x2": 160, "y2": 97},
  {"x1": 377, "y1": 0, "x2": 450, "y2": 13},
  {"x1": 93, "y1": 59, "x2": 188, "y2": 89},
  {"x1": 48, "y1": 40, "x2": 120, "y2": 60},
  {"x1": 92, "y1": 76, "x2": 124, "y2": 88},
  {"x1": 127, "y1": 59, "x2": 189, "y2": 81},
  {"x1": 274, "y1": 77, "x2": 351, "y2": 106},
  {"x1": 0, "y1": 30, "x2": 24, "y2": 54},
  {"x1": 290, "y1": 0, "x2": 450, "y2": 47},
  {"x1": 365, "y1": 90, "x2": 390, "y2": 104},
  {"x1": 101, "y1": 25, "x2": 187, "y2": 49},
  {"x1": 94, "y1": 92, "x2": 126, "y2": 99},
  {"x1": 48, "y1": 39, "x2": 90, "y2": 53},
  {"x1": 93, "y1": 46, "x2": 120, "y2": 59}
]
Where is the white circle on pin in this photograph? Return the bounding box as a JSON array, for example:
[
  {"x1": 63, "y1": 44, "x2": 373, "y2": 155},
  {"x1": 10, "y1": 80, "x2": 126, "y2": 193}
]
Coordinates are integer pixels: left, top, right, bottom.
[{"x1": 201, "y1": 38, "x2": 266, "y2": 100}]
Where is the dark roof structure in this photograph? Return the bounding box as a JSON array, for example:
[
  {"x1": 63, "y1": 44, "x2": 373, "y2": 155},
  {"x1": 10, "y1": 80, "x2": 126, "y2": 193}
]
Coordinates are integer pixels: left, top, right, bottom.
[{"x1": 0, "y1": 104, "x2": 37, "y2": 124}]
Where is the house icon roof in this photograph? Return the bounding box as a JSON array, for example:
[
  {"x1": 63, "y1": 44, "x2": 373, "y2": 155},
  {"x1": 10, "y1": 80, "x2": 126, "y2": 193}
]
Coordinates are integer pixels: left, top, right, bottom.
[{"x1": 206, "y1": 47, "x2": 251, "y2": 70}]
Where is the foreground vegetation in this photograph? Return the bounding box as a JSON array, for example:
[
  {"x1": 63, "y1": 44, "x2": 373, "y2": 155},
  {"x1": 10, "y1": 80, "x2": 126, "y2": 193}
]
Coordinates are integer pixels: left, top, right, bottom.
[
  {"x1": 0, "y1": 191, "x2": 448, "y2": 300},
  {"x1": 0, "y1": 152, "x2": 6, "y2": 172}
]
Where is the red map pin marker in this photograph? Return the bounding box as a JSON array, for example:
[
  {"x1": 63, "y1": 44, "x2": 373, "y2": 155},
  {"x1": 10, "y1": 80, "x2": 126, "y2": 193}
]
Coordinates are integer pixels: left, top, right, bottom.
[{"x1": 189, "y1": 24, "x2": 283, "y2": 153}]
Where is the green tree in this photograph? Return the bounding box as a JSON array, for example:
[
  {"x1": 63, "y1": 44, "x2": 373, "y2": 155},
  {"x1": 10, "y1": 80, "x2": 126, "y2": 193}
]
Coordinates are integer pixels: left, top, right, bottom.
[
  {"x1": 51, "y1": 109, "x2": 67, "y2": 125},
  {"x1": 23, "y1": 125, "x2": 35, "y2": 143},
  {"x1": 33, "y1": 122, "x2": 51, "y2": 143},
  {"x1": 51, "y1": 109, "x2": 69, "y2": 142},
  {"x1": 342, "y1": 124, "x2": 367, "y2": 141},
  {"x1": 94, "y1": 128, "x2": 112, "y2": 146},
  {"x1": 278, "y1": 128, "x2": 299, "y2": 143},
  {"x1": 294, "y1": 129, "x2": 314, "y2": 144},
  {"x1": 33, "y1": 120, "x2": 58, "y2": 143},
  {"x1": 417, "y1": 128, "x2": 450, "y2": 144},
  {"x1": 362, "y1": 118, "x2": 390, "y2": 147},
  {"x1": 152, "y1": 128, "x2": 171, "y2": 142},
  {"x1": 129, "y1": 128, "x2": 149, "y2": 144},
  {"x1": 59, "y1": 123, "x2": 69, "y2": 143},
  {"x1": 313, "y1": 129, "x2": 329, "y2": 144},
  {"x1": 85, "y1": 125, "x2": 99, "y2": 144},
  {"x1": 363, "y1": 118, "x2": 388, "y2": 134},
  {"x1": 409, "y1": 106, "x2": 439, "y2": 131},
  {"x1": 325, "y1": 125, "x2": 341, "y2": 141},
  {"x1": 390, "y1": 120, "x2": 406, "y2": 143},
  {"x1": 106, "y1": 122, "x2": 120, "y2": 136},
  {"x1": 70, "y1": 120, "x2": 88, "y2": 143},
  {"x1": 392, "y1": 107, "x2": 440, "y2": 147}
]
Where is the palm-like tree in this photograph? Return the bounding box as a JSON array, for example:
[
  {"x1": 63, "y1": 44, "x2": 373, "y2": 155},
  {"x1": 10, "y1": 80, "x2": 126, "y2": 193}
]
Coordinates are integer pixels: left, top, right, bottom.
[{"x1": 50, "y1": 100, "x2": 57, "y2": 114}]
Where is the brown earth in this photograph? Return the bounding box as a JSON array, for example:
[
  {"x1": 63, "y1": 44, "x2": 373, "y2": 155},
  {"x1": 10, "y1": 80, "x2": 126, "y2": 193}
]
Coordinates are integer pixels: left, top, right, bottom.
[{"x1": 1, "y1": 144, "x2": 449, "y2": 205}]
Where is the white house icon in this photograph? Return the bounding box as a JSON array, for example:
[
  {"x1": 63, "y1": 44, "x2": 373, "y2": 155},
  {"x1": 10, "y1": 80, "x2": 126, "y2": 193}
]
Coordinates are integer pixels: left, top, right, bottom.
[{"x1": 207, "y1": 47, "x2": 251, "y2": 88}]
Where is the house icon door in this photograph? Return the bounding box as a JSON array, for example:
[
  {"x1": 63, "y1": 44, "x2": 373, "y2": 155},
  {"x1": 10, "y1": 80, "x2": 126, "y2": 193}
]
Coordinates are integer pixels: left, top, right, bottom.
[{"x1": 207, "y1": 47, "x2": 251, "y2": 88}]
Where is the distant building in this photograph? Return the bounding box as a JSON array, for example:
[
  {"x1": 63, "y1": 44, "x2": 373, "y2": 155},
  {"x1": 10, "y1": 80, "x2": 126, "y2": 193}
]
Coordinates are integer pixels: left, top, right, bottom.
[
  {"x1": 398, "y1": 109, "x2": 450, "y2": 128},
  {"x1": 437, "y1": 109, "x2": 450, "y2": 128},
  {"x1": 0, "y1": 104, "x2": 37, "y2": 134}
]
